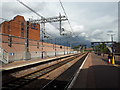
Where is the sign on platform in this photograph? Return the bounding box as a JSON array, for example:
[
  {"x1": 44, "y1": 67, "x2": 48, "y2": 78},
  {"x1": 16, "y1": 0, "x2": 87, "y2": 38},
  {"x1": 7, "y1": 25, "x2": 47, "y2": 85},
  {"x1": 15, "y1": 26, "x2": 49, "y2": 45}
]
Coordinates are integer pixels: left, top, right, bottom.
[{"x1": 10, "y1": 53, "x2": 15, "y2": 56}]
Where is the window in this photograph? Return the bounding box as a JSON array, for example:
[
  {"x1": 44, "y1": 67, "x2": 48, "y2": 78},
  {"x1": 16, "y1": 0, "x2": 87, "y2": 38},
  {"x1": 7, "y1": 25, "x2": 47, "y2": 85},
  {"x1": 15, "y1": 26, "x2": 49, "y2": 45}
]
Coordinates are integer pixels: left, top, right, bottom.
[
  {"x1": 21, "y1": 28, "x2": 24, "y2": 31},
  {"x1": 21, "y1": 22, "x2": 24, "y2": 26}
]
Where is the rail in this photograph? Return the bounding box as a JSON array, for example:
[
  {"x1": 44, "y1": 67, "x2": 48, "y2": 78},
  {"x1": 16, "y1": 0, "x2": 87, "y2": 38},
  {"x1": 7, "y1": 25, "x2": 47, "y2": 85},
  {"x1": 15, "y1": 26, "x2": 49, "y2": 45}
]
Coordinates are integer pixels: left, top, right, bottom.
[
  {"x1": 2, "y1": 53, "x2": 83, "y2": 90},
  {"x1": 40, "y1": 53, "x2": 88, "y2": 90}
]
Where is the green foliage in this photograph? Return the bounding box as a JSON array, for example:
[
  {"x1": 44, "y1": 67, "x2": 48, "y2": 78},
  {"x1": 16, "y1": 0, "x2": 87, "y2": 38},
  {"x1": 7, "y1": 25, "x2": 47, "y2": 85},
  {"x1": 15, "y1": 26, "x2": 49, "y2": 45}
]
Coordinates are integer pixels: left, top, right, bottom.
[
  {"x1": 73, "y1": 45, "x2": 80, "y2": 50},
  {"x1": 95, "y1": 43, "x2": 109, "y2": 53},
  {"x1": 73, "y1": 46, "x2": 80, "y2": 49}
]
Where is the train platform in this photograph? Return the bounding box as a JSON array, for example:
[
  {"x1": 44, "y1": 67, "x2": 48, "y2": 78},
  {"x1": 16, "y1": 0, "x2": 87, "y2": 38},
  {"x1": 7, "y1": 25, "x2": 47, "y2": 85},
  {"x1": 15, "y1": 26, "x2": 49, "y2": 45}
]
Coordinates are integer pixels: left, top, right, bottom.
[
  {"x1": 71, "y1": 52, "x2": 120, "y2": 89},
  {"x1": 0, "y1": 53, "x2": 76, "y2": 71}
]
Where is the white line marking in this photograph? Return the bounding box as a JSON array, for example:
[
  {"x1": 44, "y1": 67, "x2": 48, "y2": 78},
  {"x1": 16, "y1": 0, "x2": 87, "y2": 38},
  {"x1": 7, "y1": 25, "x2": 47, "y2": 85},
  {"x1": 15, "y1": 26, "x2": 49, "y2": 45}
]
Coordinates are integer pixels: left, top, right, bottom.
[
  {"x1": 67, "y1": 53, "x2": 90, "y2": 89},
  {"x1": 2, "y1": 54, "x2": 75, "y2": 70},
  {"x1": 113, "y1": 64, "x2": 120, "y2": 67}
]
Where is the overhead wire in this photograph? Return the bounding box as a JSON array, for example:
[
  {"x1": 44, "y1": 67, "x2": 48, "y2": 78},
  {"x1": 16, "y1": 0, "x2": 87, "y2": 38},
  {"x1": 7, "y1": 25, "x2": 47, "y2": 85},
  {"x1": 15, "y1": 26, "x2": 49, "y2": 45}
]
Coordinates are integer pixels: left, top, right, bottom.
[
  {"x1": 16, "y1": 0, "x2": 64, "y2": 34},
  {"x1": 16, "y1": 0, "x2": 81, "y2": 47},
  {"x1": 59, "y1": 0, "x2": 81, "y2": 41},
  {"x1": 59, "y1": 0, "x2": 74, "y2": 34},
  {"x1": 16, "y1": 0, "x2": 71, "y2": 46},
  {"x1": 16, "y1": 0, "x2": 44, "y2": 19}
]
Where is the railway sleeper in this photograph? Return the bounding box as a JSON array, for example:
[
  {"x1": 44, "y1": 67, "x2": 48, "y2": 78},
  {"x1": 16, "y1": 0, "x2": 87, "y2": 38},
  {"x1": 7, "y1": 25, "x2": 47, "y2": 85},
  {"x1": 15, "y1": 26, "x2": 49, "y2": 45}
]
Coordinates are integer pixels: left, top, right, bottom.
[{"x1": 2, "y1": 53, "x2": 83, "y2": 90}]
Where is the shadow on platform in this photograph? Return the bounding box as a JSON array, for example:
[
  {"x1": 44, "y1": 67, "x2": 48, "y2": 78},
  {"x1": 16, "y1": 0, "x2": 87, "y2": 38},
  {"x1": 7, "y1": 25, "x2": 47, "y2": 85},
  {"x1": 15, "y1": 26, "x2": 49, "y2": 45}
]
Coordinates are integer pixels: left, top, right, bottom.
[
  {"x1": 71, "y1": 64, "x2": 120, "y2": 89},
  {"x1": 2, "y1": 65, "x2": 120, "y2": 90},
  {"x1": 89, "y1": 65, "x2": 120, "y2": 88}
]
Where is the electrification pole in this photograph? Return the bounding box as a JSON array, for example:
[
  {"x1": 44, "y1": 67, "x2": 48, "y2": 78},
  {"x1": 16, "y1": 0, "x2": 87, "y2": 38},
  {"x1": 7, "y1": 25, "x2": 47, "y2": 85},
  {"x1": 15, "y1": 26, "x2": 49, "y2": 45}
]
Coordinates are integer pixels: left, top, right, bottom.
[
  {"x1": 55, "y1": 38, "x2": 57, "y2": 56},
  {"x1": 24, "y1": 21, "x2": 31, "y2": 60},
  {"x1": 29, "y1": 14, "x2": 67, "y2": 58},
  {"x1": 16, "y1": 0, "x2": 68, "y2": 59},
  {"x1": 59, "y1": 13, "x2": 62, "y2": 35},
  {"x1": 41, "y1": 23, "x2": 45, "y2": 59}
]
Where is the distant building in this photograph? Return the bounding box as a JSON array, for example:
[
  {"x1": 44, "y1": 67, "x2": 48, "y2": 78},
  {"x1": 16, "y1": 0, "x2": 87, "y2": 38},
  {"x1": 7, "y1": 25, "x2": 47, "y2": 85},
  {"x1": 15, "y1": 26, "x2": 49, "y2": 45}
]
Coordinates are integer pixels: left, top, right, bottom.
[
  {"x1": 85, "y1": 48, "x2": 93, "y2": 52},
  {"x1": 113, "y1": 42, "x2": 120, "y2": 55},
  {"x1": 0, "y1": 15, "x2": 40, "y2": 40}
]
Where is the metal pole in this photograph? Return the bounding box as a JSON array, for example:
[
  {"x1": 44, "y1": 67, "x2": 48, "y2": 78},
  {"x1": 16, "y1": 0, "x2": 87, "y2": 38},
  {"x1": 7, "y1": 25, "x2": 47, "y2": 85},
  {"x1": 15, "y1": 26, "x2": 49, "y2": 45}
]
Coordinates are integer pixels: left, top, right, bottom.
[
  {"x1": 111, "y1": 35, "x2": 114, "y2": 55},
  {"x1": 59, "y1": 13, "x2": 62, "y2": 35},
  {"x1": 41, "y1": 23, "x2": 45, "y2": 59},
  {"x1": 41, "y1": 30, "x2": 44, "y2": 59},
  {"x1": 66, "y1": 36, "x2": 70, "y2": 54},
  {"x1": 64, "y1": 42, "x2": 65, "y2": 55},
  {"x1": 24, "y1": 21, "x2": 31, "y2": 60},
  {"x1": 69, "y1": 43, "x2": 71, "y2": 54},
  {"x1": 55, "y1": 38, "x2": 57, "y2": 56},
  {"x1": 70, "y1": 42, "x2": 73, "y2": 54},
  {"x1": 67, "y1": 43, "x2": 68, "y2": 54},
  {"x1": 26, "y1": 21, "x2": 29, "y2": 48}
]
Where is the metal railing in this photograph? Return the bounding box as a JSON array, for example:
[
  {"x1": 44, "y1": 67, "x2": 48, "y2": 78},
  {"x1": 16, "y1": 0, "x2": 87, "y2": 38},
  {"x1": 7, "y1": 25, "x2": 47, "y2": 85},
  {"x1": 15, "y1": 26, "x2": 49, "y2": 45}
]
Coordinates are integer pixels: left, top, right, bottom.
[{"x1": 0, "y1": 47, "x2": 9, "y2": 64}]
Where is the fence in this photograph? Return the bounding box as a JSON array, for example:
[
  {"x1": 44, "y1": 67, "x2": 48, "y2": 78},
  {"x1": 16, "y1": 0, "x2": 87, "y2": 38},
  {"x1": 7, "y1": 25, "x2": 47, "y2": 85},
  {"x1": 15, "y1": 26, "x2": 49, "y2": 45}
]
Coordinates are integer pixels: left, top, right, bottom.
[{"x1": 0, "y1": 47, "x2": 9, "y2": 64}]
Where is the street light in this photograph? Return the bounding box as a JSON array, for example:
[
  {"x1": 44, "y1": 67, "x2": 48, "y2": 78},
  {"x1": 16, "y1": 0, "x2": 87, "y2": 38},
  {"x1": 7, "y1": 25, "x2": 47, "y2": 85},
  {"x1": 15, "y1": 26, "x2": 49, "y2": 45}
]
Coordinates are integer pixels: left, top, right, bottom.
[
  {"x1": 107, "y1": 33, "x2": 115, "y2": 55},
  {"x1": 107, "y1": 33, "x2": 115, "y2": 64}
]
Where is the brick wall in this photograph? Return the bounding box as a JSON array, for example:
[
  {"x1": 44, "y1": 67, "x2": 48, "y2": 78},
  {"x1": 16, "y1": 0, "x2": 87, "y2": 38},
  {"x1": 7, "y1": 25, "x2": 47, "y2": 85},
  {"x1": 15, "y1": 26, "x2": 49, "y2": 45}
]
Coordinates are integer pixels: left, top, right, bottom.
[
  {"x1": 1, "y1": 15, "x2": 40, "y2": 40},
  {"x1": 0, "y1": 34, "x2": 72, "y2": 62}
]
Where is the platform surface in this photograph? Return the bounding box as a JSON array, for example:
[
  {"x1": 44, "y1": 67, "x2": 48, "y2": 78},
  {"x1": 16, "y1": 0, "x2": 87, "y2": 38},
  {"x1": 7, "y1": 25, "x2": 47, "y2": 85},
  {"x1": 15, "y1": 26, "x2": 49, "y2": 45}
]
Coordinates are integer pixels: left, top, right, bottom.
[
  {"x1": 71, "y1": 52, "x2": 120, "y2": 89},
  {"x1": 0, "y1": 54, "x2": 74, "y2": 70}
]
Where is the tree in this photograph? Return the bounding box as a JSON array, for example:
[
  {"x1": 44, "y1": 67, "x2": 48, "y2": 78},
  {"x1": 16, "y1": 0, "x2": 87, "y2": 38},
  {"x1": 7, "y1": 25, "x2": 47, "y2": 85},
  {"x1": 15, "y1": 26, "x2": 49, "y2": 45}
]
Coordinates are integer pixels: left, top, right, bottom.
[
  {"x1": 73, "y1": 45, "x2": 80, "y2": 51},
  {"x1": 95, "y1": 43, "x2": 109, "y2": 54}
]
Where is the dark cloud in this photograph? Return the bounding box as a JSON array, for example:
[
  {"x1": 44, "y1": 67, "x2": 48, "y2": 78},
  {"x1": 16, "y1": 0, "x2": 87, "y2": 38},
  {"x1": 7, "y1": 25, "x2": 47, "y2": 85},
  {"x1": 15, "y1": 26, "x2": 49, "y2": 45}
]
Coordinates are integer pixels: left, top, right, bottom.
[{"x1": 0, "y1": 1, "x2": 118, "y2": 46}]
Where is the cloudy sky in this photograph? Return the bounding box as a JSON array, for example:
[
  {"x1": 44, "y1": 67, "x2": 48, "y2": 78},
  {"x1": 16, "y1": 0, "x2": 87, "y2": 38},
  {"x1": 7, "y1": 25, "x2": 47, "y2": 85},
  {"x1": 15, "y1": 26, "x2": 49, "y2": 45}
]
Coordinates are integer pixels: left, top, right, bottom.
[{"x1": 0, "y1": 0, "x2": 119, "y2": 46}]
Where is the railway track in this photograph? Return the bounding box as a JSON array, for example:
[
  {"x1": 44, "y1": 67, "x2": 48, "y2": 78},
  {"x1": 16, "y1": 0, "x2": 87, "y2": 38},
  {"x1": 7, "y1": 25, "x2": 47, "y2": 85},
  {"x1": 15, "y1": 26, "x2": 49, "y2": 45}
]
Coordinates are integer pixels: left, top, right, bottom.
[
  {"x1": 2, "y1": 54, "x2": 79, "y2": 73},
  {"x1": 2, "y1": 53, "x2": 84, "y2": 90},
  {"x1": 40, "y1": 53, "x2": 88, "y2": 90},
  {"x1": 2, "y1": 53, "x2": 79, "y2": 84}
]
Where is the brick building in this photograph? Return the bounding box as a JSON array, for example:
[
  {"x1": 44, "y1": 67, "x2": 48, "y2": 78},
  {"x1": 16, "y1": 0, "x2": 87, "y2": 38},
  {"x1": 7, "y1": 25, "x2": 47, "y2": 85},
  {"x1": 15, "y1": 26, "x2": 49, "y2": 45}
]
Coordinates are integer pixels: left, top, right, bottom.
[
  {"x1": 0, "y1": 15, "x2": 40, "y2": 40},
  {"x1": 0, "y1": 15, "x2": 73, "y2": 63}
]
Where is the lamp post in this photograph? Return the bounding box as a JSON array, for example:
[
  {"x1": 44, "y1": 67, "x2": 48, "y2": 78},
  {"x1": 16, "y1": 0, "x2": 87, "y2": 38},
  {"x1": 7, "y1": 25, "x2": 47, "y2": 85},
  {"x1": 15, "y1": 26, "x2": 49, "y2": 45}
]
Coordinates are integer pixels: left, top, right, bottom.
[
  {"x1": 55, "y1": 38, "x2": 57, "y2": 56},
  {"x1": 107, "y1": 33, "x2": 115, "y2": 64},
  {"x1": 107, "y1": 33, "x2": 115, "y2": 55}
]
